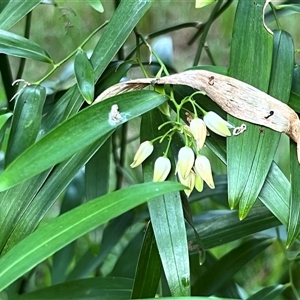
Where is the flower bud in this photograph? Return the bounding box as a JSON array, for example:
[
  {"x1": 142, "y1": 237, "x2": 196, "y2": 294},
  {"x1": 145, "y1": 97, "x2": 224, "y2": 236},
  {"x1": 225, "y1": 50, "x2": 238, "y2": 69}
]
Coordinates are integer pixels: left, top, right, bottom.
[
  {"x1": 175, "y1": 146, "x2": 195, "y2": 179},
  {"x1": 194, "y1": 155, "x2": 215, "y2": 189},
  {"x1": 194, "y1": 173, "x2": 204, "y2": 192},
  {"x1": 190, "y1": 118, "x2": 207, "y2": 150},
  {"x1": 203, "y1": 111, "x2": 233, "y2": 137},
  {"x1": 177, "y1": 170, "x2": 195, "y2": 197},
  {"x1": 153, "y1": 156, "x2": 171, "y2": 182},
  {"x1": 130, "y1": 141, "x2": 154, "y2": 168}
]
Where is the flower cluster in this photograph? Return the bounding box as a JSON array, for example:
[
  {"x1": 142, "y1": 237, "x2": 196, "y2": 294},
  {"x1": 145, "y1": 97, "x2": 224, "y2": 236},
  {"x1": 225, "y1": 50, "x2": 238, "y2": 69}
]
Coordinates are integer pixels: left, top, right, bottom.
[{"x1": 130, "y1": 108, "x2": 233, "y2": 197}]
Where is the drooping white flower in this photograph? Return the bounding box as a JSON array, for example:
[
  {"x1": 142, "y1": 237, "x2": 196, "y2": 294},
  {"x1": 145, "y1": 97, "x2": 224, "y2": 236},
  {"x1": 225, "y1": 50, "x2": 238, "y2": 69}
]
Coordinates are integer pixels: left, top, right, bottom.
[
  {"x1": 194, "y1": 155, "x2": 215, "y2": 189},
  {"x1": 203, "y1": 111, "x2": 233, "y2": 137},
  {"x1": 190, "y1": 117, "x2": 207, "y2": 150},
  {"x1": 153, "y1": 156, "x2": 171, "y2": 182},
  {"x1": 175, "y1": 146, "x2": 195, "y2": 179},
  {"x1": 130, "y1": 141, "x2": 154, "y2": 168},
  {"x1": 177, "y1": 169, "x2": 195, "y2": 197}
]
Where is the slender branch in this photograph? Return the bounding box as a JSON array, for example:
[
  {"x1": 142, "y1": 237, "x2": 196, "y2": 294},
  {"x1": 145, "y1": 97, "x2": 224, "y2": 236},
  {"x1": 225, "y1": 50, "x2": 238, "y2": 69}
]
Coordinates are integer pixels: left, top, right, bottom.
[
  {"x1": 188, "y1": 0, "x2": 234, "y2": 45},
  {"x1": 193, "y1": 0, "x2": 224, "y2": 66},
  {"x1": 34, "y1": 21, "x2": 108, "y2": 85},
  {"x1": 0, "y1": 54, "x2": 15, "y2": 110},
  {"x1": 16, "y1": 11, "x2": 32, "y2": 80},
  {"x1": 116, "y1": 123, "x2": 128, "y2": 189},
  {"x1": 126, "y1": 22, "x2": 203, "y2": 60}
]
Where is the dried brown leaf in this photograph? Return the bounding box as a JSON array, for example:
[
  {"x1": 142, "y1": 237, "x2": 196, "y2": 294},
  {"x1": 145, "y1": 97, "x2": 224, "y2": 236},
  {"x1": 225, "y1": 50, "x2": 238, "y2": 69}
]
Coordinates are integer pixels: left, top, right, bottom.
[{"x1": 95, "y1": 70, "x2": 300, "y2": 161}]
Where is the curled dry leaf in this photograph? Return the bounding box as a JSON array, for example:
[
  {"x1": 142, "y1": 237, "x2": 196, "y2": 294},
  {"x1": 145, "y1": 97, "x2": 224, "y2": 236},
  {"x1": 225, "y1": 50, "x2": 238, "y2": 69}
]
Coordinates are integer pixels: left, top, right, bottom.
[{"x1": 95, "y1": 70, "x2": 300, "y2": 162}]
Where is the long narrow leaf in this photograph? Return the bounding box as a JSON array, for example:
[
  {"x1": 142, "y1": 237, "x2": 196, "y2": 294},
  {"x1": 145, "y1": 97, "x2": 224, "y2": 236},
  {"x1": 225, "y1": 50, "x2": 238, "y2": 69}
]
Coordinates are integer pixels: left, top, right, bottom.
[
  {"x1": 5, "y1": 85, "x2": 46, "y2": 166},
  {"x1": 0, "y1": 0, "x2": 40, "y2": 30},
  {"x1": 91, "y1": 0, "x2": 154, "y2": 81},
  {"x1": 0, "y1": 29, "x2": 52, "y2": 63},
  {"x1": 74, "y1": 49, "x2": 94, "y2": 104},
  {"x1": 142, "y1": 111, "x2": 190, "y2": 297},
  {"x1": 227, "y1": 0, "x2": 274, "y2": 218},
  {"x1": 0, "y1": 181, "x2": 184, "y2": 292},
  {"x1": 131, "y1": 223, "x2": 162, "y2": 299},
  {"x1": 0, "y1": 91, "x2": 167, "y2": 191}
]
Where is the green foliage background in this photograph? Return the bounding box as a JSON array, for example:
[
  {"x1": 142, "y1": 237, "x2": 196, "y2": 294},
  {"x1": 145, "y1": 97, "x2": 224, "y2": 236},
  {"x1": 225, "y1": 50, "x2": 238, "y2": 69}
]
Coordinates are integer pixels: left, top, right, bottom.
[{"x1": 0, "y1": 1, "x2": 300, "y2": 299}]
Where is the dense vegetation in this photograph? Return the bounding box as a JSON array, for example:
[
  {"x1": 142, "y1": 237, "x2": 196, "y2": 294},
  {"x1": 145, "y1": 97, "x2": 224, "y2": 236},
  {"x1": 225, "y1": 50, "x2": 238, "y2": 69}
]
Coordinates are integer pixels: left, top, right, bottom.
[{"x1": 0, "y1": 1, "x2": 300, "y2": 299}]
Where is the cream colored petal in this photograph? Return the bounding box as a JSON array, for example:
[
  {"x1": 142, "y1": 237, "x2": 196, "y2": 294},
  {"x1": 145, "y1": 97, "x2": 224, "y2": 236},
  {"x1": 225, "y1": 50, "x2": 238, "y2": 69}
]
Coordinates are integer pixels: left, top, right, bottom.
[
  {"x1": 153, "y1": 156, "x2": 171, "y2": 182},
  {"x1": 194, "y1": 155, "x2": 215, "y2": 189},
  {"x1": 177, "y1": 146, "x2": 195, "y2": 179},
  {"x1": 203, "y1": 111, "x2": 232, "y2": 137},
  {"x1": 130, "y1": 141, "x2": 154, "y2": 168}
]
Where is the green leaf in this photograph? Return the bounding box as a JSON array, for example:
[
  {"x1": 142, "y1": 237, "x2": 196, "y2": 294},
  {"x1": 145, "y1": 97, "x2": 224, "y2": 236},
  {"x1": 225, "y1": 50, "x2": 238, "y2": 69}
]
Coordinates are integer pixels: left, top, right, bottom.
[
  {"x1": 74, "y1": 49, "x2": 95, "y2": 104},
  {"x1": 0, "y1": 90, "x2": 167, "y2": 191},
  {"x1": 247, "y1": 284, "x2": 286, "y2": 300},
  {"x1": 0, "y1": 112, "x2": 12, "y2": 131},
  {"x1": 0, "y1": 0, "x2": 40, "y2": 30},
  {"x1": 15, "y1": 277, "x2": 133, "y2": 300},
  {"x1": 67, "y1": 211, "x2": 135, "y2": 281},
  {"x1": 131, "y1": 223, "x2": 162, "y2": 299},
  {"x1": 85, "y1": 138, "x2": 111, "y2": 200},
  {"x1": 5, "y1": 85, "x2": 46, "y2": 166},
  {"x1": 91, "y1": 0, "x2": 154, "y2": 81},
  {"x1": 0, "y1": 181, "x2": 184, "y2": 292},
  {"x1": 195, "y1": 0, "x2": 216, "y2": 9},
  {"x1": 194, "y1": 238, "x2": 272, "y2": 295},
  {"x1": 289, "y1": 91, "x2": 300, "y2": 112},
  {"x1": 1, "y1": 135, "x2": 112, "y2": 254},
  {"x1": 86, "y1": 0, "x2": 104, "y2": 13},
  {"x1": 287, "y1": 140, "x2": 300, "y2": 247},
  {"x1": 42, "y1": 0, "x2": 150, "y2": 132},
  {"x1": 0, "y1": 29, "x2": 52, "y2": 63},
  {"x1": 51, "y1": 172, "x2": 85, "y2": 284},
  {"x1": 187, "y1": 206, "x2": 280, "y2": 250},
  {"x1": 142, "y1": 111, "x2": 190, "y2": 297},
  {"x1": 227, "y1": 0, "x2": 274, "y2": 218},
  {"x1": 275, "y1": 4, "x2": 300, "y2": 13}
]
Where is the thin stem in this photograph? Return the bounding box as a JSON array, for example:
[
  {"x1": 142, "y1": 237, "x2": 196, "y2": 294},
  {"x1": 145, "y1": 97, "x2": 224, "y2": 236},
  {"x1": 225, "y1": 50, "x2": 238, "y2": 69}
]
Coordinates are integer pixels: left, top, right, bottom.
[
  {"x1": 115, "y1": 0, "x2": 124, "y2": 60},
  {"x1": 34, "y1": 21, "x2": 108, "y2": 85},
  {"x1": 164, "y1": 135, "x2": 173, "y2": 157},
  {"x1": 112, "y1": 131, "x2": 122, "y2": 189},
  {"x1": 126, "y1": 22, "x2": 203, "y2": 60},
  {"x1": 204, "y1": 43, "x2": 216, "y2": 66},
  {"x1": 0, "y1": 54, "x2": 15, "y2": 110},
  {"x1": 289, "y1": 261, "x2": 300, "y2": 300},
  {"x1": 116, "y1": 123, "x2": 128, "y2": 189},
  {"x1": 269, "y1": 2, "x2": 282, "y2": 30},
  {"x1": 188, "y1": 0, "x2": 233, "y2": 45},
  {"x1": 16, "y1": 11, "x2": 32, "y2": 80},
  {"x1": 193, "y1": 0, "x2": 224, "y2": 66}
]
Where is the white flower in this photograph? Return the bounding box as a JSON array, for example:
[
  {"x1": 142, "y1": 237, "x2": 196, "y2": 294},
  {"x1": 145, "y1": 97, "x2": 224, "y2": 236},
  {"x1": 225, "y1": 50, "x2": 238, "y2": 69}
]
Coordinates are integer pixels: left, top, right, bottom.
[
  {"x1": 175, "y1": 146, "x2": 195, "y2": 179},
  {"x1": 153, "y1": 156, "x2": 171, "y2": 182},
  {"x1": 194, "y1": 155, "x2": 215, "y2": 189},
  {"x1": 203, "y1": 111, "x2": 233, "y2": 137},
  {"x1": 177, "y1": 170, "x2": 195, "y2": 197},
  {"x1": 194, "y1": 173, "x2": 204, "y2": 192},
  {"x1": 130, "y1": 141, "x2": 153, "y2": 168},
  {"x1": 190, "y1": 117, "x2": 207, "y2": 150}
]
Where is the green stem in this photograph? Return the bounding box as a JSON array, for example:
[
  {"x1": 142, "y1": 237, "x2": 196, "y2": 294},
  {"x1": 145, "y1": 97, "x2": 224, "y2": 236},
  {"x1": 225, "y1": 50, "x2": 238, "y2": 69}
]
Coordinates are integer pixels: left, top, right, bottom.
[
  {"x1": 116, "y1": 122, "x2": 128, "y2": 189},
  {"x1": 188, "y1": 0, "x2": 233, "y2": 46},
  {"x1": 34, "y1": 21, "x2": 108, "y2": 85},
  {"x1": 17, "y1": 11, "x2": 32, "y2": 80},
  {"x1": 0, "y1": 54, "x2": 15, "y2": 110},
  {"x1": 269, "y1": 2, "x2": 282, "y2": 30},
  {"x1": 289, "y1": 261, "x2": 300, "y2": 300},
  {"x1": 193, "y1": 0, "x2": 224, "y2": 66},
  {"x1": 126, "y1": 22, "x2": 203, "y2": 59},
  {"x1": 164, "y1": 135, "x2": 173, "y2": 157}
]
